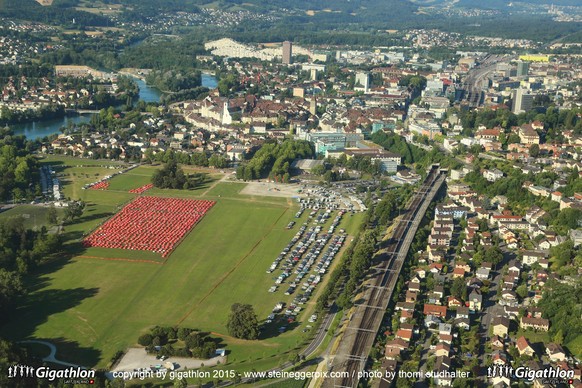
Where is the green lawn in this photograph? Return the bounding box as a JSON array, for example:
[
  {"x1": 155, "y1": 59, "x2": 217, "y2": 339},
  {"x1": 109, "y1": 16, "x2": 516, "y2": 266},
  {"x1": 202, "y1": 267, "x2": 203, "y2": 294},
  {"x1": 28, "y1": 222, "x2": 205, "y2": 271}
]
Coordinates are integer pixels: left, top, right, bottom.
[
  {"x1": 1, "y1": 194, "x2": 311, "y2": 369},
  {"x1": 204, "y1": 182, "x2": 248, "y2": 198},
  {"x1": 0, "y1": 205, "x2": 64, "y2": 230},
  {"x1": 1, "y1": 164, "x2": 358, "y2": 373},
  {"x1": 566, "y1": 335, "x2": 582, "y2": 359},
  {"x1": 516, "y1": 328, "x2": 550, "y2": 345},
  {"x1": 107, "y1": 172, "x2": 153, "y2": 191}
]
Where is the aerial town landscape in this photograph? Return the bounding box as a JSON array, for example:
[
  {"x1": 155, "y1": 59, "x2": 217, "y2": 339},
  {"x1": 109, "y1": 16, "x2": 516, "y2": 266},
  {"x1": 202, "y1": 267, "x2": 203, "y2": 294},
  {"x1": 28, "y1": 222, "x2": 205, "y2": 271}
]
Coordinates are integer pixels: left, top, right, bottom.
[{"x1": 0, "y1": 0, "x2": 581, "y2": 387}]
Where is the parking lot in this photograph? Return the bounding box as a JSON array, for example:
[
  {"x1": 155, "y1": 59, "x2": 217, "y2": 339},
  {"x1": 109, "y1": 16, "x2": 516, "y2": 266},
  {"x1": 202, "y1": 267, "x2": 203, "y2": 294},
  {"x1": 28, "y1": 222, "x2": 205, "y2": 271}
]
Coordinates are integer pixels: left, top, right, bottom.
[
  {"x1": 262, "y1": 209, "x2": 347, "y2": 334},
  {"x1": 111, "y1": 348, "x2": 227, "y2": 376},
  {"x1": 240, "y1": 181, "x2": 305, "y2": 198}
]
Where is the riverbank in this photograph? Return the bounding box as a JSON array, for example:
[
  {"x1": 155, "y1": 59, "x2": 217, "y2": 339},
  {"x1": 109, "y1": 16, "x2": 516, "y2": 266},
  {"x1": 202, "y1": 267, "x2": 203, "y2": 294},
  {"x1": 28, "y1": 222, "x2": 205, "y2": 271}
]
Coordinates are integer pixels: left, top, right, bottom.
[{"x1": 11, "y1": 72, "x2": 216, "y2": 140}]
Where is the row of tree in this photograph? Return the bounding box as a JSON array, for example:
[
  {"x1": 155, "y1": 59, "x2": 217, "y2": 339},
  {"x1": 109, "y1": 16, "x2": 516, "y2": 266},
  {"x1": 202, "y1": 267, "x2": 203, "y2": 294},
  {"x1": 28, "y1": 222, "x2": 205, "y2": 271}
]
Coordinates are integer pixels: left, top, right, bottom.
[
  {"x1": 236, "y1": 139, "x2": 313, "y2": 182},
  {"x1": 321, "y1": 155, "x2": 384, "y2": 177},
  {"x1": 0, "y1": 143, "x2": 40, "y2": 203},
  {"x1": 138, "y1": 326, "x2": 219, "y2": 359},
  {"x1": 316, "y1": 186, "x2": 414, "y2": 311},
  {"x1": 0, "y1": 218, "x2": 62, "y2": 325},
  {"x1": 334, "y1": 230, "x2": 378, "y2": 309},
  {"x1": 144, "y1": 148, "x2": 228, "y2": 169}
]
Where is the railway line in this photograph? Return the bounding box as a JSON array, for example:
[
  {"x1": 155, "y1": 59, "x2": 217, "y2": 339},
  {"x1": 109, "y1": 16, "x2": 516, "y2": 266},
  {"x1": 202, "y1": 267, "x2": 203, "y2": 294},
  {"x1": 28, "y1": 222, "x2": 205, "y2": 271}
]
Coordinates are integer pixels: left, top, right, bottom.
[
  {"x1": 460, "y1": 54, "x2": 509, "y2": 107},
  {"x1": 324, "y1": 165, "x2": 447, "y2": 388}
]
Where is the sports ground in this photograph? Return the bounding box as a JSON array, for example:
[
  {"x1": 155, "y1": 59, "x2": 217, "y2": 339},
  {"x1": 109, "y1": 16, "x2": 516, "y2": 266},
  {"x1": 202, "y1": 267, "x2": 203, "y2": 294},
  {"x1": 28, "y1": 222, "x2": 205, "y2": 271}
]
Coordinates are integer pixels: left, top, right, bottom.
[{"x1": 0, "y1": 156, "x2": 363, "y2": 374}]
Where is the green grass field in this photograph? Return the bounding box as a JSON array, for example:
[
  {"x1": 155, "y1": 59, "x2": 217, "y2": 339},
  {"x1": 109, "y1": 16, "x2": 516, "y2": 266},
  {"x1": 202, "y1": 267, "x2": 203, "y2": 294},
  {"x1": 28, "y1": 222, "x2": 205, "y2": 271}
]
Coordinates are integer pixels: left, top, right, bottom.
[
  {"x1": 0, "y1": 205, "x2": 64, "y2": 230},
  {"x1": 1, "y1": 157, "x2": 363, "y2": 373},
  {"x1": 107, "y1": 172, "x2": 152, "y2": 191},
  {"x1": 3, "y1": 198, "x2": 303, "y2": 368},
  {"x1": 0, "y1": 156, "x2": 361, "y2": 371}
]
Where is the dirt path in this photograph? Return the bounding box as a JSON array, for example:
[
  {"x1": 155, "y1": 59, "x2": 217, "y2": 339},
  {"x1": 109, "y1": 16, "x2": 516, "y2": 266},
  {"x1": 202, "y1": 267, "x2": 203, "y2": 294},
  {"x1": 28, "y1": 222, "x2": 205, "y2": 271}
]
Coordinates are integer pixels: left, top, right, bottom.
[{"x1": 20, "y1": 340, "x2": 84, "y2": 368}]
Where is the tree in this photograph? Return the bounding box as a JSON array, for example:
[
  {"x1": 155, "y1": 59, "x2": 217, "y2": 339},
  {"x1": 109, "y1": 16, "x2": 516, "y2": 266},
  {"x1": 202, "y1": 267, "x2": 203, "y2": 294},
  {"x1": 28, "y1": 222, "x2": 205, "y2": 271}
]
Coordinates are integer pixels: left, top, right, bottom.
[
  {"x1": 311, "y1": 163, "x2": 326, "y2": 176},
  {"x1": 288, "y1": 352, "x2": 300, "y2": 368},
  {"x1": 451, "y1": 277, "x2": 467, "y2": 301},
  {"x1": 227, "y1": 303, "x2": 259, "y2": 340},
  {"x1": 0, "y1": 337, "x2": 27, "y2": 387},
  {"x1": 538, "y1": 278, "x2": 582, "y2": 350},
  {"x1": 516, "y1": 284, "x2": 528, "y2": 299},
  {"x1": 46, "y1": 205, "x2": 58, "y2": 225},
  {"x1": 553, "y1": 329, "x2": 564, "y2": 345},
  {"x1": 483, "y1": 246, "x2": 503, "y2": 268},
  {"x1": 152, "y1": 336, "x2": 161, "y2": 347},
  {"x1": 217, "y1": 74, "x2": 238, "y2": 97},
  {"x1": 177, "y1": 327, "x2": 192, "y2": 341},
  {"x1": 138, "y1": 334, "x2": 153, "y2": 346},
  {"x1": 0, "y1": 270, "x2": 24, "y2": 322},
  {"x1": 151, "y1": 160, "x2": 187, "y2": 189},
  {"x1": 64, "y1": 200, "x2": 85, "y2": 222},
  {"x1": 185, "y1": 332, "x2": 203, "y2": 349},
  {"x1": 529, "y1": 144, "x2": 540, "y2": 158},
  {"x1": 208, "y1": 154, "x2": 228, "y2": 169},
  {"x1": 553, "y1": 209, "x2": 582, "y2": 235},
  {"x1": 549, "y1": 240, "x2": 575, "y2": 270}
]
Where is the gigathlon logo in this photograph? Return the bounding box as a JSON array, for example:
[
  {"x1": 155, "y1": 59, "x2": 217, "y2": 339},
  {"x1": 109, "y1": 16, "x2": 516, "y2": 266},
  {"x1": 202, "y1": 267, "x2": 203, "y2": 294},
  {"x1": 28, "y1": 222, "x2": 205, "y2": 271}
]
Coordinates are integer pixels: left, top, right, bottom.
[{"x1": 8, "y1": 364, "x2": 96, "y2": 382}]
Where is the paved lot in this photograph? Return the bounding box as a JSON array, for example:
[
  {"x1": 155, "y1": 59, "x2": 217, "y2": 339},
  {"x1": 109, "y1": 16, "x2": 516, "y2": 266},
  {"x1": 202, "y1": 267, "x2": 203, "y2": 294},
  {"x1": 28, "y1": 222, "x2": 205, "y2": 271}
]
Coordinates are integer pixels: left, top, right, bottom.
[
  {"x1": 240, "y1": 181, "x2": 304, "y2": 198},
  {"x1": 113, "y1": 348, "x2": 227, "y2": 372}
]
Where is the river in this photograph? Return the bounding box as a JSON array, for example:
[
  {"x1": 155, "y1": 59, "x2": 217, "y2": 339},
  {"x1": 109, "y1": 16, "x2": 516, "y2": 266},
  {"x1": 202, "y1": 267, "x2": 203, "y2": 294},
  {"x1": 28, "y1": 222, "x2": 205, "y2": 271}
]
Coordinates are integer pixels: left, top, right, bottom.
[{"x1": 12, "y1": 73, "x2": 217, "y2": 140}]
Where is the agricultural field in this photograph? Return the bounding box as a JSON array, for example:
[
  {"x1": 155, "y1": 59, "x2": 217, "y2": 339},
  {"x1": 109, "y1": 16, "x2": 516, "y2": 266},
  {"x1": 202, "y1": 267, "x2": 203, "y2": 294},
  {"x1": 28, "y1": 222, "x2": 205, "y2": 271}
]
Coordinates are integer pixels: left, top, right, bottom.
[{"x1": 0, "y1": 157, "x2": 363, "y2": 375}]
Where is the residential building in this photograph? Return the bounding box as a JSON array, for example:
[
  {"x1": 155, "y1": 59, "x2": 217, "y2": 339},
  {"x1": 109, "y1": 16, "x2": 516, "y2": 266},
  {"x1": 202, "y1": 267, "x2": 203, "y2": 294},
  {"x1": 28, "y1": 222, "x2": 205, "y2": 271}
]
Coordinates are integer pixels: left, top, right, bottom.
[
  {"x1": 282, "y1": 41, "x2": 292, "y2": 64},
  {"x1": 516, "y1": 336, "x2": 535, "y2": 357},
  {"x1": 520, "y1": 316, "x2": 550, "y2": 331}
]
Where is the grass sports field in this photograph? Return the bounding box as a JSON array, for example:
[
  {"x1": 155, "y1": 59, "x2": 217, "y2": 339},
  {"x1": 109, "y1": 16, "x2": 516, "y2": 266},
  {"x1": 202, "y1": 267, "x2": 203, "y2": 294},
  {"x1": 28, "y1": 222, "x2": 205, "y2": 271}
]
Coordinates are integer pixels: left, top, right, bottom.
[{"x1": 0, "y1": 156, "x2": 363, "y2": 374}]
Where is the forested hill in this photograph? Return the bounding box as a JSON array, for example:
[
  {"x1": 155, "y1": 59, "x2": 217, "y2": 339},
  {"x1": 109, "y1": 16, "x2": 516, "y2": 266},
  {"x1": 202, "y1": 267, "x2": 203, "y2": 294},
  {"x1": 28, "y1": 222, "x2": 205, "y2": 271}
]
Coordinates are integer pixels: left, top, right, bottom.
[
  {"x1": 0, "y1": 0, "x2": 110, "y2": 27},
  {"x1": 111, "y1": 0, "x2": 419, "y2": 16},
  {"x1": 215, "y1": 0, "x2": 419, "y2": 17}
]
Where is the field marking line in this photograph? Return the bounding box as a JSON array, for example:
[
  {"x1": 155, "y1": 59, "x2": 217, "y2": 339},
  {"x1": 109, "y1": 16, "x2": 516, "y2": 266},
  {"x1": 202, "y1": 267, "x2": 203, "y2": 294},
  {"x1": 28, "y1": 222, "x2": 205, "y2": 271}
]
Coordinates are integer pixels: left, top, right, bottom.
[
  {"x1": 74, "y1": 311, "x2": 99, "y2": 339},
  {"x1": 199, "y1": 172, "x2": 231, "y2": 197}
]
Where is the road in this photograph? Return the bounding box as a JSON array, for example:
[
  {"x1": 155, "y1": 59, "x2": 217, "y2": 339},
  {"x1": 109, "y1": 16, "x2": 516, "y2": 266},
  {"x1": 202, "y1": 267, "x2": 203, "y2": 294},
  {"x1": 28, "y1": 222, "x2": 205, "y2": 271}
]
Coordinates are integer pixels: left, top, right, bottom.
[
  {"x1": 477, "y1": 249, "x2": 515, "y2": 382},
  {"x1": 302, "y1": 306, "x2": 338, "y2": 359}
]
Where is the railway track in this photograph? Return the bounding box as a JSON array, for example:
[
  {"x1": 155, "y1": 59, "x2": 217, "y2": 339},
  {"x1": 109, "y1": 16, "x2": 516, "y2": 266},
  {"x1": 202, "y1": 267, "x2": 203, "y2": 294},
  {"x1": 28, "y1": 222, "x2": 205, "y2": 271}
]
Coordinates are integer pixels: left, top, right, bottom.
[{"x1": 324, "y1": 165, "x2": 447, "y2": 388}]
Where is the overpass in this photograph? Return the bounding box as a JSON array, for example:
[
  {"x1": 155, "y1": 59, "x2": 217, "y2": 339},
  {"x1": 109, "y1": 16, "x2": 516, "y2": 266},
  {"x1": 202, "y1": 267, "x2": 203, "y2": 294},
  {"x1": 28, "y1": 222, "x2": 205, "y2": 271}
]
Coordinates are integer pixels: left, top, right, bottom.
[{"x1": 323, "y1": 165, "x2": 447, "y2": 388}]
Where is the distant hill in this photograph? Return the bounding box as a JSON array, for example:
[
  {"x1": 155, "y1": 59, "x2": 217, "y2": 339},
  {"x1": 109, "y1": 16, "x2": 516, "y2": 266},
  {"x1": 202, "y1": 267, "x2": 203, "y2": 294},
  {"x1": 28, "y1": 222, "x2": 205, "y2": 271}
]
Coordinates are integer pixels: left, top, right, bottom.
[
  {"x1": 458, "y1": 0, "x2": 582, "y2": 9},
  {"x1": 116, "y1": 0, "x2": 420, "y2": 22},
  {"x1": 0, "y1": 0, "x2": 110, "y2": 26},
  {"x1": 4, "y1": 0, "x2": 580, "y2": 43}
]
